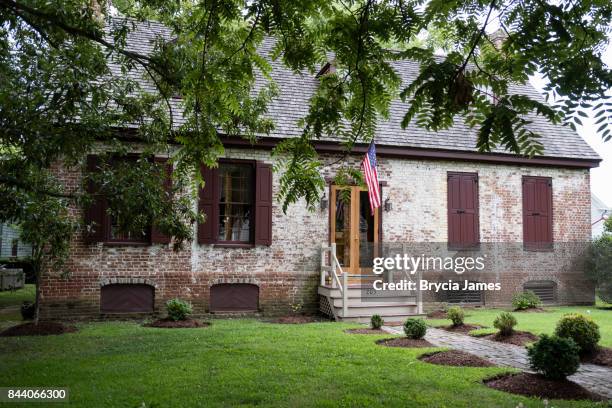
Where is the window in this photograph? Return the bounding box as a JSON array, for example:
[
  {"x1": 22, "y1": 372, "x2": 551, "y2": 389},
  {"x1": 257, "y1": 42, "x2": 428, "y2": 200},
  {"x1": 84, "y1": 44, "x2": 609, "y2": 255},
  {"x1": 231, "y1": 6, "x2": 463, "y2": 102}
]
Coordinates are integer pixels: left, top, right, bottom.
[
  {"x1": 11, "y1": 239, "x2": 18, "y2": 257},
  {"x1": 218, "y1": 164, "x2": 254, "y2": 243},
  {"x1": 84, "y1": 155, "x2": 172, "y2": 245},
  {"x1": 447, "y1": 172, "x2": 479, "y2": 248},
  {"x1": 522, "y1": 176, "x2": 553, "y2": 249},
  {"x1": 108, "y1": 216, "x2": 149, "y2": 242},
  {"x1": 198, "y1": 160, "x2": 272, "y2": 246}
]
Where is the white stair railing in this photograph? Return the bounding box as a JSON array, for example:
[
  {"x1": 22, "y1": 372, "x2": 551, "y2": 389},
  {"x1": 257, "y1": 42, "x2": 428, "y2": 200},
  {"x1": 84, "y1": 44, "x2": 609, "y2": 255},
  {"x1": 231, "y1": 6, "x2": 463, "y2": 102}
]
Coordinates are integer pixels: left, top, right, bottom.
[{"x1": 320, "y1": 243, "x2": 348, "y2": 317}]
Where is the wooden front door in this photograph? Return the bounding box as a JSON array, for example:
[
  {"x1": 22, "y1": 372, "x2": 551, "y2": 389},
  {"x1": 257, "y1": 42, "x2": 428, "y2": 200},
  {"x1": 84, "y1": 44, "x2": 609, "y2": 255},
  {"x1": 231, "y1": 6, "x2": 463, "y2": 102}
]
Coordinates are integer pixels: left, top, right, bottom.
[{"x1": 330, "y1": 186, "x2": 380, "y2": 275}]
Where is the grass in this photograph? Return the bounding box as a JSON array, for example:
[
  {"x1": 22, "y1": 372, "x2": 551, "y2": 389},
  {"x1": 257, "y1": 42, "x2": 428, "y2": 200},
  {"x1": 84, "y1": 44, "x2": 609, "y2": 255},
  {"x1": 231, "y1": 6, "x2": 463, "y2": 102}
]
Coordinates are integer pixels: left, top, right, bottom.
[
  {"x1": 0, "y1": 289, "x2": 609, "y2": 407},
  {"x1": 0, "y1": 319, "x2": 605, "y2": 408},
  {"x1": 426, "y1": 306, "x2": 612, "y2": 347},
  {"x1": 0, "y1": 284, "x2": 34, "y2": 321},
  {"x1": 0, "y1": 284, "x2": 35, "y2": 308}
]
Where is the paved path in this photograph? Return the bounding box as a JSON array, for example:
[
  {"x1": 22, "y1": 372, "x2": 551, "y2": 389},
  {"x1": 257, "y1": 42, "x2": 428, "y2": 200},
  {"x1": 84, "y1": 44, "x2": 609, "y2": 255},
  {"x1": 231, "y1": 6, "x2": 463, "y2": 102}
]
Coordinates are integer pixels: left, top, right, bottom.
[{"x1": 384, "y1": 326, "x2": 612, "y2": 399}]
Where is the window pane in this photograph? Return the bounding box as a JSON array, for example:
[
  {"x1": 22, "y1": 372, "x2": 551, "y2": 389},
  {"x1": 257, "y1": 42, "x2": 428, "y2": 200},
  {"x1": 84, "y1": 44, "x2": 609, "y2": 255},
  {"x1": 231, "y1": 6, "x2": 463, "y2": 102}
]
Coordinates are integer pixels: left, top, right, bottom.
[
  {"x1": 218, "y1": 164, "x2": 253, "y2": 242},
  {"x1": 110, "y1": 217, "x2": 148, "y2": 242}
]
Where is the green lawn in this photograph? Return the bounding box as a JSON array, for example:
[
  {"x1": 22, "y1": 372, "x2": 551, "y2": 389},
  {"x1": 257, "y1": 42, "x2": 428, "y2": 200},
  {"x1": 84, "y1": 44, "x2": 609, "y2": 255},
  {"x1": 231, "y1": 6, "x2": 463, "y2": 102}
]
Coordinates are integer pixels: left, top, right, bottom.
[
  {"x1": 426, "y1": 306, "x2": 612, "y2": 347},
  {"x1": 0, "y1": 284, "x2": 35, "y2": 308},
  {"x1": 0, "y1": 319, "x2": 606, "y2": 407},
  {"x1": 0, "y1": 284, "x2": 35, "y2": 321}
]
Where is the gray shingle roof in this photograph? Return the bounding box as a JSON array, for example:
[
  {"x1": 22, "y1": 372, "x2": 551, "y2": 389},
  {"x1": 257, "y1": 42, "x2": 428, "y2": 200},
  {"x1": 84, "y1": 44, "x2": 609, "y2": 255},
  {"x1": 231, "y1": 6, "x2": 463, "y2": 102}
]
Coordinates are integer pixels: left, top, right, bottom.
[{"x1": 110, "y1": 18, "x2": 600, "y2": 161}]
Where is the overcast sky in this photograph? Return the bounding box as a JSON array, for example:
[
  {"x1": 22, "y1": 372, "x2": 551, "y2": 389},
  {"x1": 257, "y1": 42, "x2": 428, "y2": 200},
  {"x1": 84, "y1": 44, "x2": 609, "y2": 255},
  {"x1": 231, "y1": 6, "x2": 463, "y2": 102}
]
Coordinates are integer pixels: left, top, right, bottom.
[{"x1": 530, "y1": 44, "x2": 612, "y2": 208}]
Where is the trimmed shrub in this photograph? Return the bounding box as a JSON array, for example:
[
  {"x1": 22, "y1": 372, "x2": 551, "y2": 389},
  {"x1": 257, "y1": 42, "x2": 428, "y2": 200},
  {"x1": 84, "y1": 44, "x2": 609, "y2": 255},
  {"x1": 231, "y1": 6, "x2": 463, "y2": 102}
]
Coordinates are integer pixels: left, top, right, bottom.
[
  {"x1": 20, "y1": 301, "x2": 35, "y2": 320},
  {"x1": 555, "y1": 313, "x2": 601, "y2": 354},
  {"x1": 527, "y1": 334, "x2": 580, "y2": 380},
  {"x1": 403, "y1": 318, "x2": 427, "y2": 339},
  {"x1": 493, "y1": 312, "x2": 517, "y2": 336},
  {"x1": 447, "y1": 306, "x2": 464, "y2": 327},
  {"x1": 512, "y1": 290, "x2": 541, "y2": 310},
  {"x1": 371, "y1": 314, "x2": 384, "y2": 330},
  {"x1": 166, "y1": 298, "x2": 192, "y2": 321}
]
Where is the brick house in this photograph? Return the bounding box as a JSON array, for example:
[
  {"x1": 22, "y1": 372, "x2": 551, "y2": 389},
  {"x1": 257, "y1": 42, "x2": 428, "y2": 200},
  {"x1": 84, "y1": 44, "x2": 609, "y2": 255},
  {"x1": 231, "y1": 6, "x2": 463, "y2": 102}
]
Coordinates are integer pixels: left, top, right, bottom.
[{"x1": 40, "y1": 20, "x2": 600, "y2": 321}]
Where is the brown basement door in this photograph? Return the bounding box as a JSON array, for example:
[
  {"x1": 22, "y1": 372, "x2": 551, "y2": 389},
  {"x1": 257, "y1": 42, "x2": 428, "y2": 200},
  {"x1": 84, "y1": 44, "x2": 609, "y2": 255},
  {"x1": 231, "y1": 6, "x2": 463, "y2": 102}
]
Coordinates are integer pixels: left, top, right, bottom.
[
  {"x1": 100, "y1": 284, "x2": 154, "y2": 313},
  {"x1": 210, "y1": 283, "x2": 259, "y2": 312}
]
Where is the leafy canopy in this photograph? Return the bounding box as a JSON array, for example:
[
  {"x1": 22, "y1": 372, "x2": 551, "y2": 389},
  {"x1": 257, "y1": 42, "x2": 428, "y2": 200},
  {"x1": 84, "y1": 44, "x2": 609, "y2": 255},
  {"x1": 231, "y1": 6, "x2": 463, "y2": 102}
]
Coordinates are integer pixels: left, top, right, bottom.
[{"x1": 0, "y1": 0, "x2": 610, "y2": 250}]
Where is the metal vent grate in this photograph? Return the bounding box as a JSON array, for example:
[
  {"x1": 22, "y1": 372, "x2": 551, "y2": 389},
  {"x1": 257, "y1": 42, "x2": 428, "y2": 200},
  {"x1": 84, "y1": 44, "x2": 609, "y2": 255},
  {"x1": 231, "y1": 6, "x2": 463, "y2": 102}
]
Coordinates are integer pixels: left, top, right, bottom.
[
  {"x1": 524, "y1": 280, "x2": 557, "y2": 304},
  {"x1": 437, "y1": 281, "x2": 484, "y2": 305}
]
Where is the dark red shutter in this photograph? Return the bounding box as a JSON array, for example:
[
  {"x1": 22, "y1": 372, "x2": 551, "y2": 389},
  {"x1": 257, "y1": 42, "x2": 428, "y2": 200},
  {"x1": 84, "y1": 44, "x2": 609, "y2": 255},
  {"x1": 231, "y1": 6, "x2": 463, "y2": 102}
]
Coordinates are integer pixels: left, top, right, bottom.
[
  {"x1": 523, "y1": 176, "x2": 553, "y2": 248},
  {"x1": 84, "y1": 155, "x2": 106, "y2": 243},
  {"x1": 150, "y1": 157, "x2": 172, "y2": 244},
  {"x1": 255, "y1": 162, "x2": 273, "y2": 246},
  {"x1": 447, "y1": 172, "x2": 479, "y2": 247},
  {"x1": 198, "y1": 164, "x2": 219, "y2": 244}
]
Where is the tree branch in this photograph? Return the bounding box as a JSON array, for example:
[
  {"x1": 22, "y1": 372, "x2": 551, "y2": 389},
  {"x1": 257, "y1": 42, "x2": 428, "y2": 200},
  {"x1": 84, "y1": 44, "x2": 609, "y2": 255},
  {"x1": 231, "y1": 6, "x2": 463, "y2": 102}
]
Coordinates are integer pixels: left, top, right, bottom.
[
  {"x1": 0, "y1": 0, "x2": 171, "y2": 82},
  {"x1": 0, "y1": 176, "x2": 78, "y2": 199},
  {"x1": 457, "y1": 0, "x2": 497, "y2": 76}
]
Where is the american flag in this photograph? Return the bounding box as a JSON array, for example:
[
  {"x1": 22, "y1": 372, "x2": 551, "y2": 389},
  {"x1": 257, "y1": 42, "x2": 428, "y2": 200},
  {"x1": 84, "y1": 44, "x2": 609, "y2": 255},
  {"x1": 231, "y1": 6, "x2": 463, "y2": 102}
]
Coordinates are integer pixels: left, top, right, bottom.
[{"x1": 361, "y1": 142, "x2": 381, "y2": 214}]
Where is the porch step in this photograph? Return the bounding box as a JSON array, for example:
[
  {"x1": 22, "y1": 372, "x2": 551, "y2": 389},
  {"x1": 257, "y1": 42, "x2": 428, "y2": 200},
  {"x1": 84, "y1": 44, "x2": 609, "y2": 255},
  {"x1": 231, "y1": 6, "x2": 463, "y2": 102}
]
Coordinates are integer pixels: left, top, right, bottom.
[
  {"x1": 319, "y1": 285, "x2": 415, "y2": 299},
  {"x1": 337, "y1": 304, "x2": 418, "y2": 317},
  {"x1": 330, "y1": 297, "x2": 417, "y2": 307},
  {"x1": 319, "y1": 285, "x2": 420, "y2": 322},
  {"x1": 337, "y1": 311, "x2": 419, "y2": 324}
]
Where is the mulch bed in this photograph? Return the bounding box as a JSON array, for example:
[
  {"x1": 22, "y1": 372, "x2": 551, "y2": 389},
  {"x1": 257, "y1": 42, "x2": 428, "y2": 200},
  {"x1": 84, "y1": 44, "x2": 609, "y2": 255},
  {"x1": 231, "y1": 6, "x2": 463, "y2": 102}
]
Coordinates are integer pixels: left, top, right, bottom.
[
  {"x1": 344, "y1": 328, "x2": 386, "y2": 334},
  {"x1": 0, "y1": 322, "x2": 77, "y2": 337},
  {"x1": 269, "y1": 316, "x2": 317, "y2": 324},
  {"x1": 419, "y1": 350, "x2": 495, "y2": 367},
  {"x1": 438, "y1": 323, "x2": 483, "y2": 334},
  {"x1": 145, "y1": 318, "x2": 210, "y2": 328},
  {"x1": 376, "y1": 337, "x2": 435, "y2": 348},
  {"x1": 480, "y1": 331, "x2": 539, "y2": 347},
  {"x1": 484, "y1": 372, "x2": 605, "y2": 401},
  {"x1": 582, "y1": 346, "x2": 612, "y2": 368},
  {"x1": 426, "y1": 310, "x2": 448, "y2": 319}
]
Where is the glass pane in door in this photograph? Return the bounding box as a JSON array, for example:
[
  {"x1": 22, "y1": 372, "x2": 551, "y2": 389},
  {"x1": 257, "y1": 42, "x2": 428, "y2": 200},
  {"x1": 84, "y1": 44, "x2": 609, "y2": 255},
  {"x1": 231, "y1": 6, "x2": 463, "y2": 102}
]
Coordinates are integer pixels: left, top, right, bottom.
[
  {"x1": 359, "y1": 190, "x2": 376, "y2": 269},
  {"x1": 334, "y1": 189, "x2": 351, "y2": 267}
]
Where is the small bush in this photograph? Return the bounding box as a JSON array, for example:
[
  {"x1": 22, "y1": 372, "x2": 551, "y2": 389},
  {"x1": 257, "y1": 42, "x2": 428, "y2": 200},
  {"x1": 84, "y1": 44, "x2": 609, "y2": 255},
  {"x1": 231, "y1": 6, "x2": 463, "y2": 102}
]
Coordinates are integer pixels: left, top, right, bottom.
[
  {"x1": 527, "y1": 334, "x2": 580, "y2": 380},
  {"x1": 403, "y1": 318, "x2": 427, "y2": 339},
  {"x1": 493, "y1": 312, "x2": 517, "y2": 336},
  {"x1": 555, "y1": 313, "x2": 601, "y2": 354},
  {"x1": 512, "y1": 290, "x2": 541, "y2": 310},
  {"x1": 20, "y1": 301, "x2": 35, "y2": 320},
  {"x1": 166, "y1": 298, "x2": 192, "y2": 321},
  {"x1": 447, "y1": 306, "x2": 464, "y2": 327},
  {"x1": 370, "y1": 314, "x2": 383, "y2": 330}
]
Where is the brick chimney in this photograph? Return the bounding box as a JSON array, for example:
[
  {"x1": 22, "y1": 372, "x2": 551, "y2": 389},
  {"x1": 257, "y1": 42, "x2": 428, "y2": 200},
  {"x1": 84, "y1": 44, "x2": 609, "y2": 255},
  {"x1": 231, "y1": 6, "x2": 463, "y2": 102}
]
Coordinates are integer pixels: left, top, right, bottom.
[{"x1": 316, "y1": 61, "x2": 336, "y2": 78}]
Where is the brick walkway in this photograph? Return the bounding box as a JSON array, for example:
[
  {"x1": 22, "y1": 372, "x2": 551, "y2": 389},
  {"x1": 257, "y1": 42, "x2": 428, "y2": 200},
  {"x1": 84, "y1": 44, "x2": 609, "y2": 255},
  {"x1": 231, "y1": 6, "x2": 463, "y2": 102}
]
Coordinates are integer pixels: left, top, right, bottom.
[{"x1": 384, "y1": 326, "x2": 612, "y2": 399}]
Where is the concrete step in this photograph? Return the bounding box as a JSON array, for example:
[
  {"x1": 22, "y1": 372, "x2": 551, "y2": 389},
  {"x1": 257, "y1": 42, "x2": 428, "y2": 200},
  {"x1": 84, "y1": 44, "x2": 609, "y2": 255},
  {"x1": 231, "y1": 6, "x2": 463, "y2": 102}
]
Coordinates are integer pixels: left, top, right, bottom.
[
  {"x1": 338, "y1": 313, "x2": 419, "y2": 323},
  {"x1": 319, "y1": 285, "x2": 415, "y2": 299},
  {"x1": 331, "y1": 297, "x2": 417, "y2": 307},
  {"x1": 336, "y1": 304, "x2": 418, "y2": 317}
]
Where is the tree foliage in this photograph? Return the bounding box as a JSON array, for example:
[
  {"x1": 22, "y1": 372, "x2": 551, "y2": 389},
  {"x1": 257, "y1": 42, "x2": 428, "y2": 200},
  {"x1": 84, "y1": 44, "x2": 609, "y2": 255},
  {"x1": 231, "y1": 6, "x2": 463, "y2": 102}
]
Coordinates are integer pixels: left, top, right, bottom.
[
  {"x1": 0, "y1": 0, "x2": 610, "y2": 255},
  {"x1": 586, "y1": 217, "x2": 612, "y2": 303}
]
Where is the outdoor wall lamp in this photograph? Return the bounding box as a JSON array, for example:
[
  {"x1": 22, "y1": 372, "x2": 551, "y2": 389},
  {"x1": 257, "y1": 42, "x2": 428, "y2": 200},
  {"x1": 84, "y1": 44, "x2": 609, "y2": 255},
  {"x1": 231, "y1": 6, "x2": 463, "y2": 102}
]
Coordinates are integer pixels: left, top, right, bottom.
[
  {"x1": 384, "y1": 197, "x2": 392, "y2": 212},
  {"x1": 320, "y1": 191, "x2": 328, "y2": 211}
]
